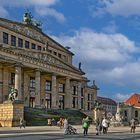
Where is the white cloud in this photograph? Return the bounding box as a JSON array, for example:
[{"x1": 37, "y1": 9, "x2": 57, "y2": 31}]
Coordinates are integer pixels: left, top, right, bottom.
[
  {"x1": 29, "y1": 0, "x2": 59, "y2": 6},
  {"x1": 115, "y1": 93, "x2": 131, "y2": 101},
  {"x1": 51, "y1": 28, "x2": 140, "y2": 88},
  {"x1": 0, "y1": 0, "x2": 65, "y2": 23},
  {"x1": 102, "y1": 21, "x2": 118, "y2": 33},
  {"x1": 92, "y1": 0, "x2": 140, "y2": 17},
  {"x1": 35, "y1": 7, "x2": 66, "y2": 23},
  {"x1": 0, "y1": 0, "x2": 59, "y2": 7},
  {"x1": 52, "y1": 28, "x2": 138, "y2": 61}
]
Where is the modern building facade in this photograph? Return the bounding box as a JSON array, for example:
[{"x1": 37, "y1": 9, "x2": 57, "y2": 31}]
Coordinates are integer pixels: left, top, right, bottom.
[{"x1": 0, "y1": 14, "x2": 98, "y2": 111}]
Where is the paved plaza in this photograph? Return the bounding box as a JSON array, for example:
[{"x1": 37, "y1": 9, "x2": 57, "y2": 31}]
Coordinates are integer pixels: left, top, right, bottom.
[
  {"x1": 0, "y1": 126, "x2": 140, "y2": 139},
  {"x1": 1, "y1": 133, "x2": 140, "y2": 140}
]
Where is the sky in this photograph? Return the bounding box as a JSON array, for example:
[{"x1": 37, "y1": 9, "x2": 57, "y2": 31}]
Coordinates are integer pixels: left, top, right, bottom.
[{"x1": 1, "y1": 0, "x2": 140, "y2": 101}]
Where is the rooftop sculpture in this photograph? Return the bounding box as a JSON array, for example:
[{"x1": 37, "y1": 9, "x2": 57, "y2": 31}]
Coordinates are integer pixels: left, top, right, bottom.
[{"x1": 23, "y1": 11, "x2": 42, "y2": 29}]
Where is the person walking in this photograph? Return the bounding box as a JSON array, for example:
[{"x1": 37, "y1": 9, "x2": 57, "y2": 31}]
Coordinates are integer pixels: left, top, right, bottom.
[
  {"x1": 19, "y1": 117, "x2": 25, "y2": 129},
  {"x1": 64, "y1": 118, "x2": 68, "y2": 135},
  {"x1": 130, "y1": 118, "x2": 136, "y2": 133},
  {"x1": 102, "y1": 117, "x2": 108, "y2": 134},
  {"x1": 95, "y1": 118, "x2": 102, "y2": 135},
  {"x1": 83, "y1": 116, "x2": 89, "y2": 136}
]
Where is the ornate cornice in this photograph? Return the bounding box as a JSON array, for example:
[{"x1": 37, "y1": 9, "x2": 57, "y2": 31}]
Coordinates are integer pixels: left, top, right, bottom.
[{"x1": 0, "y1": 45, "x2": 84, "y2": 79}]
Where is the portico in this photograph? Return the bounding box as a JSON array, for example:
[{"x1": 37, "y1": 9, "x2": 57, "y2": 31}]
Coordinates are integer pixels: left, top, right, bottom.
[{"x1": 0, "y1": 16, "x2": 98, "y2": 112}]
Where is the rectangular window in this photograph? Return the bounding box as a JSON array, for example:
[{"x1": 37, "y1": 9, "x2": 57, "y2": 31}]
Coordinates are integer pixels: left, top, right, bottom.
[
  {"x1": 88, "y1": 102, "x2": 90, "y2": 110},
  {"x1": 81, "y1": 98, "x2": 84, "y2": 109},
  {"x1": 72, "y1": 86, "x2": 78, "y2": 95},
  {"x1": 59, "y1": 95, "x2": 64, "y2": 109},
  {"x1": 25, "y1": 41, "x2": 30, "y2": 48},
  {"x1": 72, "y1": 97, "x2": 78, "y2": 108},
  {"x1": 11, "y1": 35, "x2": 16, "y2": 46},
  {"x1": 18, "y1": 38, "x2": 23, "y2": 48},
  {"x1": 72, "y1": 97, "x2": 75, "y2": 108},
  {"x1": 11, "y1": 73, "x2": 15, "y2": 85},
  {"x1": 135, "y1": 111, "x2": 138, "y2": 118},
  {"x1": 45, "y1": 81, "x2": 52, "y2": 91},
  {"x1": 58, "y1": 83, "x2": 65, "y2": 93},
  {"x1": 31, "y1": 43, "x2": 36, "y2": 49},
  {"x1": 58, "y1": 53, "x2": 61, "y2": 58},
  {"x1": 81, "y1": 87, "x2": 84, "y2": 96},
  {"x1": 49, "y1": 50, "x2": 52, "y2": 53},
  {"x1": 124, "y1": 110, "x2": 127, "y2": 116},
  {"x1": 88, "y1": 94, "x2": 91, "y2": 101},
  {"x1": 3, "y1": 32, "x2": 8, "y2": 44},
  {"x1": 30, "y1": 77, "x2": 35, "y2": 88},
  {"x1": 53, "y1": 51, "x2": 57, "y2": 55},
  {"x1": 45, "y1": 93, "x2": 51, "y2": 109},
  {"x1": 38, "y1": 46, "x2": 41, "y2": 50}
]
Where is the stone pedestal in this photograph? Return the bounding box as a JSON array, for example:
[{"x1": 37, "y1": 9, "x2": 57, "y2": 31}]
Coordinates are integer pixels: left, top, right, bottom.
[
  {"x1": 0, "y1": 100, "x2": 24, "y2": 127},
  {"x1": 94, "y1": 107, "x2": 106, "y2": 121}
]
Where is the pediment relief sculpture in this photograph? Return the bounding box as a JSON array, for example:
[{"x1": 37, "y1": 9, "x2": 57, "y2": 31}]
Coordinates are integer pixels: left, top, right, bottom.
[{"x1": 0, "y1": 46, "x2": 80, "y2": 74}]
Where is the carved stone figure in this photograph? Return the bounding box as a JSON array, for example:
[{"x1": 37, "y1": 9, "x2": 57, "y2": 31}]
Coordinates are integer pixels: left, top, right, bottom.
[
  {"x1": 23, "y1": 11, "x2": 42, "y2": 29},
  {"x1": 9, "y1": 87, "x2": 18, "y2": 101},
  {"x1": 23, "y1": 11, "x2": 33, "y2": 24},
  {"x1": 33, "y1": 20, "x2": 42, "y2": 28},
  {"x1": 79, "y1": 62, "x2": 81, "y2": 70},
  {"x1": 94, "y1": 100, "x2": 101, "y2": 108}
]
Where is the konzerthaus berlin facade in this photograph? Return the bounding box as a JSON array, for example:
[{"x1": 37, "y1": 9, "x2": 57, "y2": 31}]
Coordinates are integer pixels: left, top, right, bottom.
[{"x1": 0, "y1": 16, "x2": 98, "y2": 111}]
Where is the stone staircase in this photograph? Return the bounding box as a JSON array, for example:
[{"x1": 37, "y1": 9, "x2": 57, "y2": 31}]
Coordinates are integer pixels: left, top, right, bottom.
[{"x1": 24, "y1": 107, "x2": 87, "y2": 126}]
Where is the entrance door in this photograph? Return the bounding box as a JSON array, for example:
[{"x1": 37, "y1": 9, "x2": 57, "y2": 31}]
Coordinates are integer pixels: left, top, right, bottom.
[
  {"x1": 59, "y1": 95, "x2": 64, "y2": 109},
  {"x1": 29, "y1": 97, "x2": 35, "y2": 108}
]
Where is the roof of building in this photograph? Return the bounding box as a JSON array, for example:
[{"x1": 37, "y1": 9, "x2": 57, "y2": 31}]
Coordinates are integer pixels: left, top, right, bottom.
[
  {"x1": 0, "y1": 17, "x2": 74, "y2": 55},
  {"x1": 125, "y1": 93, "x2": 140, "y2": 107},
  {"x1": 0, "y1": 17, "x2": 86, "y2": 75},
  {"x1": 97, "y1": 96, "x2": 117, "y2": 106}
]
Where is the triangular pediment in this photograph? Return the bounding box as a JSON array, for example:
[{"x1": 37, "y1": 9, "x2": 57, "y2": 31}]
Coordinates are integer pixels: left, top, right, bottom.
[{"x1": 0, "y1": 45, "x2": 84, "y2": 75}]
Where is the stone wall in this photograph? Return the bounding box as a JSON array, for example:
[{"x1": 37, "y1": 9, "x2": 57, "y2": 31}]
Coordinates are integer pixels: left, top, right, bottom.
[{"x1": 0, "y1": 100, "x2": 24, "y2": 127}]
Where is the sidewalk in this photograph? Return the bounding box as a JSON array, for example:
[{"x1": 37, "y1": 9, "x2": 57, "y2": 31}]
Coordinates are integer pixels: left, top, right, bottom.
[{"x1": 0, "y1": 125, "x2": 139, "y2": 137}]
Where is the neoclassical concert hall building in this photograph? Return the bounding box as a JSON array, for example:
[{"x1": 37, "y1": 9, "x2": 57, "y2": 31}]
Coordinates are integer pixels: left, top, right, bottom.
[{"x1": 0, "y1": 14, "x2": 98, "y2": 111}]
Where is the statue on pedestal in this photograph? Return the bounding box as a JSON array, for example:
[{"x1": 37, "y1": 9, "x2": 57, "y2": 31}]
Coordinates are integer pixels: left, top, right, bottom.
[
  {"x1": 8, "y1": 87, "x2": 18, "y2": 101},
  {"x1": 93, "y1": 100, "x2": 105, "y2": 121}
]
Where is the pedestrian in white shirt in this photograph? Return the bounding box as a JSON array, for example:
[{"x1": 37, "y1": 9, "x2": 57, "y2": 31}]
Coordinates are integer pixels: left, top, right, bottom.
[
  {"x1": 102, "y1": 118, "x2": 108, "y2": 134},
  {"x1": 64, "y1": 118, "x2": 68, "y2": 135}
]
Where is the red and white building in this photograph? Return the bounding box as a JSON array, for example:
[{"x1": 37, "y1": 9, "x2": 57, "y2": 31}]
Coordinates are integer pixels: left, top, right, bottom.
[{"x1": 116, "y1": 93, "x2": 140, "y2": 123}]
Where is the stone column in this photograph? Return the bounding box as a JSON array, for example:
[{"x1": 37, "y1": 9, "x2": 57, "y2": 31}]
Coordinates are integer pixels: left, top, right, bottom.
[
  {"x1": 23, "y1": 72, "x2": 29, "y2": 107},
  {"x1": 51, "y1": 73, "x2": 57, "y2": 109},
  {"x1": 78, "y1": 82, "x2": 82, "y2": 109},
  {"x1": 0, "y1": 65, "x2": 3, "y2": 103},
  {"x1": 15, "y1": 64, "x2": 22, "y2": 100},
  {"x1": 65, "y1": 77, "x2": 72, "y2": 109},
  {"x1": 35, "y1": 69, "x2": 41, "y2": 107},
  {"x1": 3, "y1": 67, "x2": 9, "y2": 101}
]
